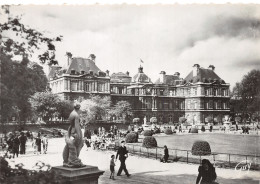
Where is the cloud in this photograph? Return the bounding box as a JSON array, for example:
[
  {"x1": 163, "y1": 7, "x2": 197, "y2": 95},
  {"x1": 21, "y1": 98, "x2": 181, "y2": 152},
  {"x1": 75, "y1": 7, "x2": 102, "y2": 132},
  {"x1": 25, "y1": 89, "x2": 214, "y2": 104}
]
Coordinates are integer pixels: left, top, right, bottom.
[{"x1": 8, "y1": 5, "x2": 260, "y2": 88}]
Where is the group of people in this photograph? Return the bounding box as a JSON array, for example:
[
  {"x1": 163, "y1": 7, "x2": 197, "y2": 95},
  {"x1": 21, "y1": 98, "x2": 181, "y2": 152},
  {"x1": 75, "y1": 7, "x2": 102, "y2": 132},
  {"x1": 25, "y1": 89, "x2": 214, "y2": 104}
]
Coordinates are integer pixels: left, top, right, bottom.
[
  {"x1": 32, "y1": 133, "x2": 48, "y2": 154},
  {"x1": 4, "y1": 132, "x2": 28, "y2": 158}
]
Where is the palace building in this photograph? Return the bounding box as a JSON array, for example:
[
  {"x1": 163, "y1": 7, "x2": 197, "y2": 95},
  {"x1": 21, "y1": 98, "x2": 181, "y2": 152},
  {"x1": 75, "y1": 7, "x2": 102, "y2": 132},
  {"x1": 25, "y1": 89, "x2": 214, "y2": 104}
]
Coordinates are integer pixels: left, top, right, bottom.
[{"x1": 48, "y1": 57, "x2": 230, "y2": 124}]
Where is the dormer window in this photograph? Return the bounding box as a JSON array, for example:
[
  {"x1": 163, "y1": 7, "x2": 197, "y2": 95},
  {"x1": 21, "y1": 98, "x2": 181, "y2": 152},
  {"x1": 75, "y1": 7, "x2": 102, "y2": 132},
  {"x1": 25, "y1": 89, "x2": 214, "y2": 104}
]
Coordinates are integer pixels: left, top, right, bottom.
[
  {"x1": 89, "y1": 70, "x2": 93, "y2": 75},
  {"x1": 71, "y1": 70, "x2": 75, "y2": 75},
  {"x1": 81, "y1": 71, "x2": 85, "y2": 75}
]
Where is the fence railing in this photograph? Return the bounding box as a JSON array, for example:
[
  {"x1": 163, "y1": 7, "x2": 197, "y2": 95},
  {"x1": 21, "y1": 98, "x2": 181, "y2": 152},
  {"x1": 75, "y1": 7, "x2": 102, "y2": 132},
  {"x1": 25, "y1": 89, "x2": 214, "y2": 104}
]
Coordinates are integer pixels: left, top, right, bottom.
[{"x1": 123, "y1": 144, "x2": 260, "y2": 170}]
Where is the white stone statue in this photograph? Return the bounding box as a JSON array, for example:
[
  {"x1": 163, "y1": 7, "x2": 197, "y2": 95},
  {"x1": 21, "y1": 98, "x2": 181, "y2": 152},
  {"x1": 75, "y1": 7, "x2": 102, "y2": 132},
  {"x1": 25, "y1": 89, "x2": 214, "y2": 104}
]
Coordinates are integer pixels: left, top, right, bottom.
[{"x1": 144, "y1": 116, "x2": 147, "y2": 125}]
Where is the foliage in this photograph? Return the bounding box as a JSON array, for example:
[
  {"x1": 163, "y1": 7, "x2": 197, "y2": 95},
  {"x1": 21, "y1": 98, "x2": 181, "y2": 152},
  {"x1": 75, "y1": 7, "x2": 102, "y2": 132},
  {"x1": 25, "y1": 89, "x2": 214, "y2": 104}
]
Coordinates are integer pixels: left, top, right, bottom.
[
  {"x1": 29, "y1": 91, "x2": 60, "y2": 122},
  {"x1": 0, "y1": 157, "x2": 64, "y2": 183},
  {"x1": 164, "y1": 128, "x2": 173, "y2": 135},
  {"x1": 150, "y1": 117, "x2": 157, "y2": 124},
  {"x1": 125, "y1": 132, "x2": 138, "y2": 143},
  {"x1": 206, "y1": 116, "x2": 214, "y2": 124},
  {"x1": 201, "y1": 126, "x2": 206, "y2": 132},
  {"x1": 142, "y1": 136, "x2": 157, "y2": 148},
  {"x1": 191, "y1": 141, "x2": 211, "y2": 156},
  {"x1": 153, "y1": 128, "x2": 161, "y2": 134},
  {"x1": 231, "y1": 69, "x2": 260, "y2": 121},
  {"x1": 56, "y1": 100, "x2": 74, "y2": 121},
  {"x1": 0, "y1": 54, "x2": 48, "y2": 122},
  {"x1": 80, "y1": 95, "x2": 111, "y2": 124},
  {"x1": 0, "y1": 6, "x2": 62, "y2": 66},
  {"x1": 133, "y1": 118, "x2": 140, "y2": 124},
  {"x1": 109, "y1": 101, "x2": 132, "y2": 122},
  {"x1": 190, "y1": 127, "x2": 199, "y2": 133},
  {"x1": 235, "y1": 116, "x2": 242, "y2": 123},
  {"x1": 179, "y1": 117, "x2": 187, "y2": 124},
  {"x1": 143, "y1": 130, "x2": 153, "y2": 136}
]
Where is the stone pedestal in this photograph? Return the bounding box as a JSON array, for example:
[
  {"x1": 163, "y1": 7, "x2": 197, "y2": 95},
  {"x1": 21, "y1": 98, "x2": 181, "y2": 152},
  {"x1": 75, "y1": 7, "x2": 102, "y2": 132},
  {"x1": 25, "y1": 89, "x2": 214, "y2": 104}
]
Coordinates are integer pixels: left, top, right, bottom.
[{"x1": 51, "y1": 165, "x2": 104, "y2": 184}]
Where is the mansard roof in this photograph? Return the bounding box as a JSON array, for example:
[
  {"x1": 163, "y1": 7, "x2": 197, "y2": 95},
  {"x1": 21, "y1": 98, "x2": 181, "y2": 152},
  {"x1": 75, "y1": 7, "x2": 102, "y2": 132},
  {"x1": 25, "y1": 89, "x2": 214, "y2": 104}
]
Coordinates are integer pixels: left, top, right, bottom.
[
  {"x1": 184, "y1": 67, "x2": 225, "y2": 84},
  {"x1": 155, "y1": 75, "x2": 180, "y2": 85},
  {"x1": 111, "y1": 72, "x2": 132, "y2": 83},
  {"x1": 66, "y1": 57, "x2": 103, "y2": 75},
  {"x1": 48, "y1": 65, "x2": 62, "y2": 79}
]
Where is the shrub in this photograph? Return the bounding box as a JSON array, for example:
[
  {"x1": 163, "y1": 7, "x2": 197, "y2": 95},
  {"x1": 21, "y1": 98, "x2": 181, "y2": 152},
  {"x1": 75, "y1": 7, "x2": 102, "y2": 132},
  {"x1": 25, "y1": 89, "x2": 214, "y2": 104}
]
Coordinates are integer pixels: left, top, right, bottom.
[
  {"x1": 153, "y1": 128, "x2": 160, "y2": 134},
  {"x1": 0, "y1": 157, "x2": 64, "y2": 183},
  {"x1": 133, "y1": 118, "x2": 140, "y2": 124},
  {"x1": 235, "y1": 116, "x2": 241, "y2": 123},
  {"x1": 191, "y1": 140, "x2": 211, "y2": 156},
  {"x1": 179, "y1": 117, "x2": 187, "y2": 124},
  {"x1": 190, "y1": 127, "x2": 198, "y2": 133},
  {"x1": 125, "y1": 132, "x2": 138, "y2": 143},
  {"x1": 150, "y1": 117, "x2": 158, "y2": 124},
  {"x1": 206, "y1": 116, "x2": 213, "y2": 124},
  {"x1": 201, "y1": 126, "x2": 206, "y2": 132},
  {"x1": 143, "y1": 130, "x2": 153, "y2": 136},
  {"x1": 142, "y1": 136, "x2": 157, "y2": 148},
  {"x1": 164, "y1": 128, "x2": 173, "y2": 135}
]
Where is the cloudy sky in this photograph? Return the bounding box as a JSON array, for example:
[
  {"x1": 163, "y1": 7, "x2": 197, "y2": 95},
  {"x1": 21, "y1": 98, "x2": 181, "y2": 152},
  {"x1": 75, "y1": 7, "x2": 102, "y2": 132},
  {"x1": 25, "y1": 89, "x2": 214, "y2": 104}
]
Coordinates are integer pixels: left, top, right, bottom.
[{"x1": 5, "y1": 4, "x2": 260, "y2": 88}]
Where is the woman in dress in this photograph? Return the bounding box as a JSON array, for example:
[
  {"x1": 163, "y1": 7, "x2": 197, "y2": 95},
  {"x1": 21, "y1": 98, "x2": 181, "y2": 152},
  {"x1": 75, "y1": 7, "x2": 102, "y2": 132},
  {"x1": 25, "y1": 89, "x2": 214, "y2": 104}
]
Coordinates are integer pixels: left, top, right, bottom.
[{"x1": 196, "y1": 159, "x2": 217, "y2": 184}]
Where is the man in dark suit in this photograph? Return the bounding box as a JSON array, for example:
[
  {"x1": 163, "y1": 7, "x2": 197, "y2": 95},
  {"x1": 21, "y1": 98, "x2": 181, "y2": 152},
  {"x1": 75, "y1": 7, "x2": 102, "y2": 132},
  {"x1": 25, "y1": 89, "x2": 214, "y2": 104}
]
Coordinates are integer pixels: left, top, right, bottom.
[{"x1": 116, "y1": 140, "x2": 131, "y2": 177}]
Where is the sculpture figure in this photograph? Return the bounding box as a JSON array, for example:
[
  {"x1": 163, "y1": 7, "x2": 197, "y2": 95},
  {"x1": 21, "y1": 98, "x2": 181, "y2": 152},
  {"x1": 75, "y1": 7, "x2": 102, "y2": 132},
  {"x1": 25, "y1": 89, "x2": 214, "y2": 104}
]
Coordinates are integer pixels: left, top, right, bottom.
[{"x1": 63, "y1": 102, "x2": 85, "y2": 168}]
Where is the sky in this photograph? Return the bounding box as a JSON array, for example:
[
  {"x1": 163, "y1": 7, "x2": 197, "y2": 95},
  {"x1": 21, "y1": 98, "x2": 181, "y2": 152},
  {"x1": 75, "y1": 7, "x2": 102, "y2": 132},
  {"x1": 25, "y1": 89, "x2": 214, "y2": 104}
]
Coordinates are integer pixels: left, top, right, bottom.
[{"x1": 3, "y1": 4, "x2": 260, "y2": 88}]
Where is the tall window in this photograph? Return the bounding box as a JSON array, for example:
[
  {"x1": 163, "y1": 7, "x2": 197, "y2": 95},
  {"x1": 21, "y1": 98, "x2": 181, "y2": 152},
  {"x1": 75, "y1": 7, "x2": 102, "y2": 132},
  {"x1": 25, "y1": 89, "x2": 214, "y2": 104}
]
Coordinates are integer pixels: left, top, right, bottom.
[
  {"x1": 71, "y1": 81, "x2": 77, "y2": 91},
  {"x1": 209, "y1": 100, "x2": 213, "y2": 109}
]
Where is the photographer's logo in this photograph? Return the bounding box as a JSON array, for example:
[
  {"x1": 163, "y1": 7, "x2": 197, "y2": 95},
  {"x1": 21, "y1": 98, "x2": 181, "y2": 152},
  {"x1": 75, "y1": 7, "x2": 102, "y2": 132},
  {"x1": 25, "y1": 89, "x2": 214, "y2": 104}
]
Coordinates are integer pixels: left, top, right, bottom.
[{"x1": 235, "y1": 160, "x2": 251, "y2": 172}]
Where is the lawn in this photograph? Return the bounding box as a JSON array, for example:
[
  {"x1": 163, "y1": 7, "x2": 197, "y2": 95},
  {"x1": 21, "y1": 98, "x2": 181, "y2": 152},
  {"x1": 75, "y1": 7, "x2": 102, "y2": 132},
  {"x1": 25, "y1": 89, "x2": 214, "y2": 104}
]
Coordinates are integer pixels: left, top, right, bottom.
[{"x1": 154, "y1": 133, "x2": 260, "y2": 156}]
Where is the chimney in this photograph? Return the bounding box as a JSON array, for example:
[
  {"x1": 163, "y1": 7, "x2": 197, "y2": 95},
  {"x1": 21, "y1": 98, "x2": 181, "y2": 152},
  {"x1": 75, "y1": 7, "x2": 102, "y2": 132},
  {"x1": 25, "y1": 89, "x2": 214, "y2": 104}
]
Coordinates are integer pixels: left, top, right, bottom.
[
  {"x1": 138, "y1": 66, "x2": 143, "y2": 73},
  {"x1": 193, "y1": 64, "x2": 200, "y2": 77},
  {"x1": 106, "y1": 70, "x2": 110, "y2": 76},
  {"x1": 126, "y1": 71, "x2": 129, "y2": 76},
  {"x1": 208, "y1": 65, "x2": 215, "y2": 71},
  {"x1": 174, "y1": 72, "x2": 180, "y2": 78},
  {"x1": 160, "y1": 71, "x2": 166, "y2": 83}
]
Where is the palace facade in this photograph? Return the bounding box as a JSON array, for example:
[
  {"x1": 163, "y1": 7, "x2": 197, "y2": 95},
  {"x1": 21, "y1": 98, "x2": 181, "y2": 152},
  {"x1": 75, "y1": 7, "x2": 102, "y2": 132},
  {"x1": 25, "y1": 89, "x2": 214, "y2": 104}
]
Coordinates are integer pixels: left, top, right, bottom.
[{"x1": 48, "y1": 57, "x2": 230, "y2": 124}]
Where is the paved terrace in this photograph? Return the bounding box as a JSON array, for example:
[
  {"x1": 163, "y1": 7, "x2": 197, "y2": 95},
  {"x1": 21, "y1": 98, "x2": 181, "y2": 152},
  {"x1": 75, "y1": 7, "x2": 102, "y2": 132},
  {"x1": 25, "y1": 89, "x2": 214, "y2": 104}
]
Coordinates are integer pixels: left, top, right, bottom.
[{"x1": 4, "y1": 138, "x2": 260, "y2": 184}]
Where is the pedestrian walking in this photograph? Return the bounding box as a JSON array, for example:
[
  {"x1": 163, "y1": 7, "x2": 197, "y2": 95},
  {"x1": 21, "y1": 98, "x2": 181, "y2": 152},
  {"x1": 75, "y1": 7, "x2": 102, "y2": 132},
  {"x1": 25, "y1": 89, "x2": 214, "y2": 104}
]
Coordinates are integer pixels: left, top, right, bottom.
[
  {"x1": 36, "y1": 135, "x2": 42, "y2": 154},
  {"x1": 42, "y1": 135, "x2": 48, "y2": 154},
  {"x1": 110, "y1": 155, "x2": 116, "y2": 180},
  {"x1": 12, "y1": 135, "x2": 20, "y2": 158},
  {"x1": 160, "y1": 145, "x2": 169, "y2": 163},
  {"x1": 19, "y1": 132, "x2": 27, "y2": 154},
  {"x1": 116, "y1": 140, "x2": 130, "y2": 177},
  {"x1": 196, "y1": 159, "x2": 217, "y2": 184}
]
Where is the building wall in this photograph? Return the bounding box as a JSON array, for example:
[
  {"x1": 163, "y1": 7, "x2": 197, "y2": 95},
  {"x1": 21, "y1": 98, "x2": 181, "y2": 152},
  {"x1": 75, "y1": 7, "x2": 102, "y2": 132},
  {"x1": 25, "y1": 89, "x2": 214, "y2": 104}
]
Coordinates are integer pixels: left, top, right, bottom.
[{"x1": 49, "y1": 74, "x2": 230, "y2": 124}]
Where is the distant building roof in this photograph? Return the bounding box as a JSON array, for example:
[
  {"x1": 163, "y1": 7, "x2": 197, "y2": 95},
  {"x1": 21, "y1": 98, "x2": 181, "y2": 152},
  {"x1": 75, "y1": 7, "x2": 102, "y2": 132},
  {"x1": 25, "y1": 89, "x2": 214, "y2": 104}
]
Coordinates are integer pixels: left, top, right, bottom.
[
  {"x1": 66, "y1": 57, "x2": 102, "y2": 75},
  {"x1": 48, "y1": 65, "x2": 62, "y2": 79},
  {"x1": 132, "y1": 66, "x2": 152, "y2": 83},
  {"x1": 184, "y1": 67, "x2": 225, "y2": 83},
  {"x1": 155, "y1": 75, "x2": 180, "y2": 85},
  {"x1": 111, "y1": 72, "x2": 132, "y2": 83}
]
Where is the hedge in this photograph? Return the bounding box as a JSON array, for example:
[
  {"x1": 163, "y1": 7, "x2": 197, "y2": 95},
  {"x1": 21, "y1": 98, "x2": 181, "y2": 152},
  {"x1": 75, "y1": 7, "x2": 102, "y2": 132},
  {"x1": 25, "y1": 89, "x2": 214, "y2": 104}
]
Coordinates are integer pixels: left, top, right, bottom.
[
  {"x1": 142, "y1": 136, "x2": 157, "y2": 148},
  {"x1": 143, "y1": 130, "x2": 153, "y2": 136},
  {"x1": 125, "y1": 132, "x2": 138, "y2": 143},
  {"x1": 191, "y1": 141, "x2": 211, "y2": 156},
  {"x1": 190, "y1": 127, "x2": 198, "y2": 133},
  {"x1": 164, "y1": 128, "x2": 173, "y2": 135}
]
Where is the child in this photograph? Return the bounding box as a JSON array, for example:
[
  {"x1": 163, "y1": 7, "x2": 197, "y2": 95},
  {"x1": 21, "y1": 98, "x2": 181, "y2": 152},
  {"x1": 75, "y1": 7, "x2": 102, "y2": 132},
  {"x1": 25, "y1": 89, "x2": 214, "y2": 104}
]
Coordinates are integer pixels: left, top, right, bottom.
[{"x1": 110, "y1": 155, "x2": 116, "y2": 180}]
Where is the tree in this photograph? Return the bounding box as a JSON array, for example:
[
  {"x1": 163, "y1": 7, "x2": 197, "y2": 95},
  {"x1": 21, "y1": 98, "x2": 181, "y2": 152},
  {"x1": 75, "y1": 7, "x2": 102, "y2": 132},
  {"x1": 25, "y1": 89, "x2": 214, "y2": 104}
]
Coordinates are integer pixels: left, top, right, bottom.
[
  {"x1": 109, "y1": 101, "x2": 132, "y2": 123},
  {"x1": 0, "y1": 5, "x2": 62, "y2": 66},
  {"x1": 231, "y1": 69, "x2": 260, "y2": 122},
  {"x1": 56, "y1": 100, "x2": 74, "y2": 121},
  {"x1": 29, "y1": 91, "x2": 61, "y2": 122},
  {"x1": 0, "y1": 54, "x2": 48, "y2": 123},
  {"x1": 80, "y1": 95, "x2": 111, "y2": 124}
]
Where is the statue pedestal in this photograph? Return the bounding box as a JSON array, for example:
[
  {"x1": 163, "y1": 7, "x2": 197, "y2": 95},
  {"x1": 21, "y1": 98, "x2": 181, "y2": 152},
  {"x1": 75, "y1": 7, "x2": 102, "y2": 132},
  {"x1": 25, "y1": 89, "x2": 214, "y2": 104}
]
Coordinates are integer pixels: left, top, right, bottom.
[{"x1": 52, "y1": 165, "x2": 104, "y2": 184}]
